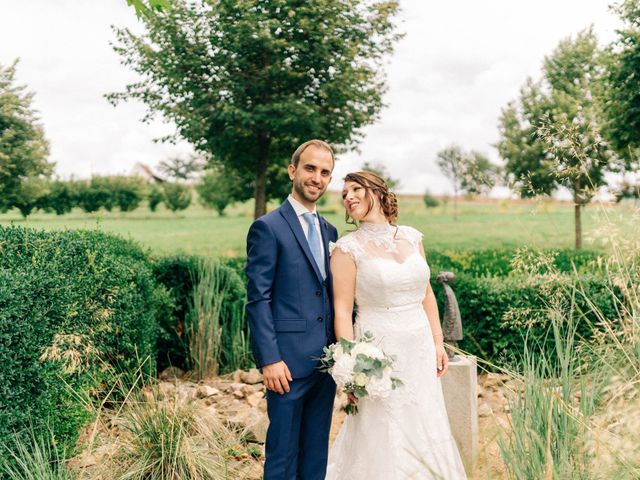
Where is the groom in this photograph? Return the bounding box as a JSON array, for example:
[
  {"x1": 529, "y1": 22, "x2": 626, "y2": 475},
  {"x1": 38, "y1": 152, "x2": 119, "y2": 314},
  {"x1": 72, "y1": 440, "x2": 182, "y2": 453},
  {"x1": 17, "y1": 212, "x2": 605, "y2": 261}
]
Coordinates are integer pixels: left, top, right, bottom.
[{"x1": 245, "y1": 139, "x2": 338, "y2": 479}]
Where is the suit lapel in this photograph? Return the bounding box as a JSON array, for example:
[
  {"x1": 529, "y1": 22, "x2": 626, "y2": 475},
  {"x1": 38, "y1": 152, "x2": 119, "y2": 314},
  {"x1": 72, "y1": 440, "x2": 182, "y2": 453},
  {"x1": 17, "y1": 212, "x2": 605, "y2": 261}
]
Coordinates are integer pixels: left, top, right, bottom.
[
  {"x1": 279, "y1": 200, "x2": 324, "y2": 283},
  {"x1": 318, "y1": 213, "x2": 331, "y2": 280}
]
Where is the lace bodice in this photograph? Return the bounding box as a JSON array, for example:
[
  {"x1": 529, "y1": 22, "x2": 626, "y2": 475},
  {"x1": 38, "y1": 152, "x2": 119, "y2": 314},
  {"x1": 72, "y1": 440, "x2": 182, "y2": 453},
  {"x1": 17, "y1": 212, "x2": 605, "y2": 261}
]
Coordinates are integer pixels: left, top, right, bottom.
[{"x1": 329, "y1": 223, "x2": 429, "y2": 310}]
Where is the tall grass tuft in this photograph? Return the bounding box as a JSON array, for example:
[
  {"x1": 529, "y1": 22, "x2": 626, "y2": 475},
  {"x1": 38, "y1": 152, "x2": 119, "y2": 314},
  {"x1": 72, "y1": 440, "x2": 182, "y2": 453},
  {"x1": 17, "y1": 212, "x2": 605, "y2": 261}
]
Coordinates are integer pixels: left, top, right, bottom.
[
  {"x1": 73, "y1": 356, "x2": 258, "y2": 480},
  {"x1": 0, "y1": 428, "x2": 75, "y2": 480},
  {"x1": 186, "y1": 258, "x2": 253, "y2": 377},
  {"x1": 187, "y1": 258, "x2": 227, "y2": 378},
  {"x1": 497, "y1": 214, "x2": 640, "y2": 479}
]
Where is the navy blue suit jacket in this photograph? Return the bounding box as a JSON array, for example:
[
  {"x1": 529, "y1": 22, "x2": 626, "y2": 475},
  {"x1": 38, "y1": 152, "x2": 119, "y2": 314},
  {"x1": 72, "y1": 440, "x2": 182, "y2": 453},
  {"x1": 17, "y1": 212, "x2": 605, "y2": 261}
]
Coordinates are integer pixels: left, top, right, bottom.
[{"x1": 245, "y1": 199, "x2": 338, "y2": 379}]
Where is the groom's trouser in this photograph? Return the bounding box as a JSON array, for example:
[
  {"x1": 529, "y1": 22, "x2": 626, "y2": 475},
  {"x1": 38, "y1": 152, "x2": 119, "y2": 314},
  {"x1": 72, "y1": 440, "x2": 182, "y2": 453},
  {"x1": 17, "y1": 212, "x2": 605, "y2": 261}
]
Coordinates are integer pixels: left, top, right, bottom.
[{"x1": 264, "y1": 370, "x2": 336, "y2": 480}]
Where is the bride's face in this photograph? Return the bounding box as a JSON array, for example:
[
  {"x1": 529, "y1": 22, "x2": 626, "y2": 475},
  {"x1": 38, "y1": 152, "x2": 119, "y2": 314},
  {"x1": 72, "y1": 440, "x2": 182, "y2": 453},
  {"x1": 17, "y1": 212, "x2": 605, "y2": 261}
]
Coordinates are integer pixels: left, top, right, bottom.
[{"x1": 342, "y1": 180, "x2": 378, "y2": 221}]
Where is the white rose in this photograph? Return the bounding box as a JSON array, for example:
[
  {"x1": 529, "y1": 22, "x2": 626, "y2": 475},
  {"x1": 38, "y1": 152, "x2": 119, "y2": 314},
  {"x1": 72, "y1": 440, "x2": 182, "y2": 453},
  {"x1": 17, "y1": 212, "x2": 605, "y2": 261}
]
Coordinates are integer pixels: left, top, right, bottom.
[
  {"x1": 351, "y1": 342, "x2": 385, "y2": 360},
  {"x1": 330, "y1": 354, "x2": 356, "y2": 388},
  {"x1": 365, "y1": 374, "x2": 393, "y2": 399},
  {"x1": 331, "y1": 343, "x2": 345, "y2": 362},
  {"x1": 354, "y1": 373, "x2": 369, "y2": 387}
]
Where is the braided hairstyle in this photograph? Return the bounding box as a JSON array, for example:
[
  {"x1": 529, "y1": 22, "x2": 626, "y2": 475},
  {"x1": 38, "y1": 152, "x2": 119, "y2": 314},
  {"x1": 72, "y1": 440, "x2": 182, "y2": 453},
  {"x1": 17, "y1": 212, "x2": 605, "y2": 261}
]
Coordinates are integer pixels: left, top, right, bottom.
[{"x1": 343, "y1": 171, "x2": 399, "y2": 226}]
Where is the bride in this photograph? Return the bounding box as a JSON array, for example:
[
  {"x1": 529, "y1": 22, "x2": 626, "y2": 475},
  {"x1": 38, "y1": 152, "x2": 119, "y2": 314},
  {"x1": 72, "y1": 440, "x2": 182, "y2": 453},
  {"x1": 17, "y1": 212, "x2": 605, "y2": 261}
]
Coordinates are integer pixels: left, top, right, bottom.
[{"x1": 325, "y1": 171, "x2": 467, "y2": 480}]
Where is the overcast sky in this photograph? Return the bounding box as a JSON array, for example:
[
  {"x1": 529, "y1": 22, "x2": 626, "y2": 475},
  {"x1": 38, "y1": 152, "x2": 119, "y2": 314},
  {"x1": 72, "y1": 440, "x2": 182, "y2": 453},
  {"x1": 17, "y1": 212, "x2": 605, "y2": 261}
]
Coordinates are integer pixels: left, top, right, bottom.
[{"x1": 0, "y1": 0, "x2": 622, "y2": 194}]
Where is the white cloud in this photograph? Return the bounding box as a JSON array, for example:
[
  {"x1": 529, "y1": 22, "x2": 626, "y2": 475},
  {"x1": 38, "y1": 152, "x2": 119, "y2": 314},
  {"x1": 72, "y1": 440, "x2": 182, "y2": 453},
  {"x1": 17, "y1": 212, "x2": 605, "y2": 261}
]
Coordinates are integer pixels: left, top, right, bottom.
[{"x1": 0, "y1": 0, "x2": 621, "y2": 193}]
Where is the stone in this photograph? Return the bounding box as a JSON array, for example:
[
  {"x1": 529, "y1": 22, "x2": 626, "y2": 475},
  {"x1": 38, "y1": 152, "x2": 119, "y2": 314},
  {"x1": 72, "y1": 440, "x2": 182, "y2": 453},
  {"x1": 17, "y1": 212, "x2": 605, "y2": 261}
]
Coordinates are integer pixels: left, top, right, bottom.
[
  {"x1": 247, "y1": 391, "x2": 265, "y2": 408},
  {"x1": 241, "y1": 384, "x2": 264, "y2": 396},
  {"x1": 159, "y1": 366, "x2": 184, "y2": 381},
  {"x1": 228, "y1": 407, "x2": 269, "y2": 443},
  {"x1": 478, "y1": 402, "x2": 493, "y2": 417},
  {"x1": 483, "y1": 372, "x2": 509, "y2": 388},
  {"x1": 440, "y1": 354, "x2": 478, "y2": 476},
  {"x1": 196, "y1": 385, "x2": 220, "y2": 399},
  {"x1": 240, "y1": 368, "x2": 263, "y2": 385},
  {"x1": 233, "y1": 389, "x2": 246, "y2": 400}
]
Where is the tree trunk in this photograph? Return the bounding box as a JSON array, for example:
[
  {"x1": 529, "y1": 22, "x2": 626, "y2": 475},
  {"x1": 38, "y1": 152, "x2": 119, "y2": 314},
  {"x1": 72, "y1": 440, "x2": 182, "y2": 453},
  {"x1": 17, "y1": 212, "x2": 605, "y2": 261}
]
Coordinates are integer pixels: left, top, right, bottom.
[
  {"x1": 574, "y1": 201, "x2": 582, "y2": 251},
  {"x1": 253, "y1": 135, "x2": 270, "y2": 219}
]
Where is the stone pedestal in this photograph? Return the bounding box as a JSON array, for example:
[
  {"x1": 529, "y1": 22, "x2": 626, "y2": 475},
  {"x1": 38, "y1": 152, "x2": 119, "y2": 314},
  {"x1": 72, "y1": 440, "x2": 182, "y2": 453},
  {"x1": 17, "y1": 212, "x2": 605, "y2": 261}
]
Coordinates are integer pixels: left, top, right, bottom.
[{"x1": 440, "y1": 354, "x2": 478, "y2": 475}]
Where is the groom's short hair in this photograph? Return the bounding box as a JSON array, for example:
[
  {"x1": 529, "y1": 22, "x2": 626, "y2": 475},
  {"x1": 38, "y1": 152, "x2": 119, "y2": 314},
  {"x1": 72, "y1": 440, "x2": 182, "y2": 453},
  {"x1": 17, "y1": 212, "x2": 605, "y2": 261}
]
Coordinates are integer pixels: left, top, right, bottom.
[{"x1": 291, "y1": 140, "x2": 335, "y2": 168}]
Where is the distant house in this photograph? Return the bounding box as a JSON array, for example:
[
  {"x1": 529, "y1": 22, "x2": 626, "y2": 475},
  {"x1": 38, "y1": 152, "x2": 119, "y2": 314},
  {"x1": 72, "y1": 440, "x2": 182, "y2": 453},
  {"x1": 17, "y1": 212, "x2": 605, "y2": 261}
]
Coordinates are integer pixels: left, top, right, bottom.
[{"x1": 129, "y1": 163, "x2": 166, "y2": 183}]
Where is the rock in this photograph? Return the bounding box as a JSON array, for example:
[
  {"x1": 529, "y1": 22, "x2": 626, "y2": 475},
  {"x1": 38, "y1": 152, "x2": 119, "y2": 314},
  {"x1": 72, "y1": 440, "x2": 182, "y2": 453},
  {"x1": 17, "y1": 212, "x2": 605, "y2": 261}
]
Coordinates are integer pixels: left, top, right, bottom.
[
  {"x1": 483, "y1": 372, "x2": 509, "y2": 389},
  {"x1": 228, "y1": 406, "x2": 268, "y2": 443},
  {"x1": 158, "y1": 381, "x2": 176, "y2": 399},
  {"x1": 232, "y1": 369, "x2": 243, "y2": 383},
  {"x1": 478, "y1": 402, "x2": 493, "y2": 417},
  {"x1": 504, "y1": 379, "x2": 525, "y2": 393},
  {"x1": 159, "y1": 366, "x2": 184, "y2": 381},
  {"x1": 233, "y1": 389, "x2": 246, "y2": 400},
  {"x1": 196, "y1": 385, "x2": 220, "y2": 399},
  {"x1": 246, "y1": 391, "x2": 265, "y2": 408},
  {"x1": 240, "y1": 368, "x2": 263, "y2": 385},
  {"x1": 477, "y1": 384, "x2": 485, "y2": 398},
  {"x1": 241, "y1": 384, "x2": 264, "y2": 396}
]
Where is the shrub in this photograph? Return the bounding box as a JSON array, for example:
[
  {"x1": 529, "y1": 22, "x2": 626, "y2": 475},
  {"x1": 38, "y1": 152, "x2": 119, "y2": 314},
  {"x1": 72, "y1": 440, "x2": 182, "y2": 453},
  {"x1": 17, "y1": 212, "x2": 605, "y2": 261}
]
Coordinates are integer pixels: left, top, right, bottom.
[
  {"x1": 433, "y1": 272, "x2": 619, "y2": 366},
  {"x1": 112, "y1": 176, "x2": 145, "y2": 212},
  {"x1": 147, "y1": 184, "x2": 164, "y2": 212},
  {"x1": 162, "y1": 183, "x2": 191, "y2": 212},
  {"x1": 42, "y1": 180, "x2": 78, "y2": 215},
  {"x1": 423, "y1": 190, "x2": 440, "y2": 208},
  {"x1": 0, "y1": 226, "x2": 171, "y2": 450}
]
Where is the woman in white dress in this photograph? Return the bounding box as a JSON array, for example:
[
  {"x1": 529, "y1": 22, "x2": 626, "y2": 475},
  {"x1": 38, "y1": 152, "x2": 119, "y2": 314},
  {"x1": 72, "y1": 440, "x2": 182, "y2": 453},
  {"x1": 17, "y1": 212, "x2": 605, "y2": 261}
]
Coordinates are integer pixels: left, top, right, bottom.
[{"x1": 325, "y1": 171, "x2": 467, "y2": 480}]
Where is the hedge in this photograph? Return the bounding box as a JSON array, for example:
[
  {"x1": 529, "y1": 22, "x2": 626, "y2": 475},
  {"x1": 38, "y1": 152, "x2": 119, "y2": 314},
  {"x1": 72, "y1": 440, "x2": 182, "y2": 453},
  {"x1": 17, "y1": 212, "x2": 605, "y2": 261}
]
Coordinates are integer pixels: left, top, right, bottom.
[
  {"x1": 0, "y1": 226, "x2": 171, "y2": 449},
  {"x1": 434, "y1": 272, "x2": 619, "y2": 366}
]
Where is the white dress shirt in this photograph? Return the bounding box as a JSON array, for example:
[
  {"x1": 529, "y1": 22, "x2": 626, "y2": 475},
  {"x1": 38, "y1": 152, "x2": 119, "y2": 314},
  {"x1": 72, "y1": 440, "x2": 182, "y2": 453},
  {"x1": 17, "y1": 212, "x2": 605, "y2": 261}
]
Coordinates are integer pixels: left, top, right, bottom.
[{"x1": 287, "y1": 194, "x2": 325, "y2": 261}]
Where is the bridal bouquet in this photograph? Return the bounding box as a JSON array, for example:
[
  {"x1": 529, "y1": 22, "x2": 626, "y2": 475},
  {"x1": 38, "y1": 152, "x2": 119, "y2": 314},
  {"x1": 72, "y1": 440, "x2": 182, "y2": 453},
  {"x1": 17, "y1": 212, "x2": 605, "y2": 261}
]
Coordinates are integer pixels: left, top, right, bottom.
[{"x1": 319, "y1": 331, "x2": 402, "y2": 414}]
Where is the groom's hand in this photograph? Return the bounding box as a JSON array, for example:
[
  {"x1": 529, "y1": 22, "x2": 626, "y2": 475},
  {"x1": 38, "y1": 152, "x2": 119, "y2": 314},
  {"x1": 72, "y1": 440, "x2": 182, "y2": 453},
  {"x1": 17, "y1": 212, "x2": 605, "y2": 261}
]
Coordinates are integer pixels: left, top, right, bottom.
[{"x1": 262, "y1": 361, "x2": 293, "y2": 395}]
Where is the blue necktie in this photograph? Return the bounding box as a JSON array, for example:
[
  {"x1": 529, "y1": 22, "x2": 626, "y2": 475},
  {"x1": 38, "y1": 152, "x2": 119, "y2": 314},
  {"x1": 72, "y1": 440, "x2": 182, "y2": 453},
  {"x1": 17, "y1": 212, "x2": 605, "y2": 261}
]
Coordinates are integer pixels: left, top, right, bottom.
[{"x1": 302, "y1": 212, "x2": 325, "y2": 278}]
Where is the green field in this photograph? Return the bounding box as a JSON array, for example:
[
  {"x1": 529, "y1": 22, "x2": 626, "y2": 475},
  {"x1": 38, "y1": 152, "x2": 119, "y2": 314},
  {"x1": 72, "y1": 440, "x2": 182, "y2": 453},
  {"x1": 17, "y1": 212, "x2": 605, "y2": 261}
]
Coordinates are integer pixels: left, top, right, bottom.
[{"x1": 0, "y1": 193, "x2": 635, "y2": 257}]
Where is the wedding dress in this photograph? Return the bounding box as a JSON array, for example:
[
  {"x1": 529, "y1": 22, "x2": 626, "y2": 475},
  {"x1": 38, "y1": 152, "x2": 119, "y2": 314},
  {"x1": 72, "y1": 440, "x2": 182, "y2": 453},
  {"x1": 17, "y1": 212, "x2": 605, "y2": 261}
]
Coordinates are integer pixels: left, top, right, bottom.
[{"x1": 325, "y1": 222, "x2": 467, "y2": 480}]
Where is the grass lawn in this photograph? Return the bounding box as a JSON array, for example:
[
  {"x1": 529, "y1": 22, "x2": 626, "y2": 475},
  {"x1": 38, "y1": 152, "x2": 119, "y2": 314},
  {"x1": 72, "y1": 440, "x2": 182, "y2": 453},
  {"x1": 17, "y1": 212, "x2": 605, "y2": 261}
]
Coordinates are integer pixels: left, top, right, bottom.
[{"x1": 0, "y1": 193, "x2": 635, "y2": 257}]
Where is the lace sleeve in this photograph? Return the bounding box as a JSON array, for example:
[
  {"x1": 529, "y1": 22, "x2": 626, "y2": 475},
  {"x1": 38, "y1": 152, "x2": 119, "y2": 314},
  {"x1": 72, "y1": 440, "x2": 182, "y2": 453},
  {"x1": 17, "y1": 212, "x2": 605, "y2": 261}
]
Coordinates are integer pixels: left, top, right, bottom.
[
  {"x1": 399, "y1": 225, "x2": 424, "y2": 247},
  {"x1": 329, "y1": 234, "x2": 363, "y2": 264}
]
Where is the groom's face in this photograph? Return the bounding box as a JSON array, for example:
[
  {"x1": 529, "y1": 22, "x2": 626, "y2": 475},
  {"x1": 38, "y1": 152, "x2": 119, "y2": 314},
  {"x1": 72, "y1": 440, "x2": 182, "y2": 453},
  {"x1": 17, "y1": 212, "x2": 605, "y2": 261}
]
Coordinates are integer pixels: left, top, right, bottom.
[{"x1": 289, "y1": 146, "x2": 334, "y2": 205}]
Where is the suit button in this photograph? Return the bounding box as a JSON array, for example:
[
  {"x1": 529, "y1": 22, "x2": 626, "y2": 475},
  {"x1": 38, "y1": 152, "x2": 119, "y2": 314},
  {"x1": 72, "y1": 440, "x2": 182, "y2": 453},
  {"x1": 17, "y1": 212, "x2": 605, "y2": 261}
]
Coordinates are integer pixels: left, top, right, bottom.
[
  {"x1": 315, "y1": 290, "x2": 321, "y2": 296},
  {"x1": 317, "y1": 316, "x2": 323, "y2": 322}
]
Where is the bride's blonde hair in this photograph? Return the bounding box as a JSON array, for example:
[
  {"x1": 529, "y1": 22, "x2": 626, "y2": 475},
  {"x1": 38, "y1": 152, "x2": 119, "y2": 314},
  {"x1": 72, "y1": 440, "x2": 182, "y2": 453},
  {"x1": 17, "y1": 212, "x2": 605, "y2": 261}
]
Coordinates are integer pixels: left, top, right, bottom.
[{"x1": 343, "y1": 171, "x2": 399, "y2": 225}]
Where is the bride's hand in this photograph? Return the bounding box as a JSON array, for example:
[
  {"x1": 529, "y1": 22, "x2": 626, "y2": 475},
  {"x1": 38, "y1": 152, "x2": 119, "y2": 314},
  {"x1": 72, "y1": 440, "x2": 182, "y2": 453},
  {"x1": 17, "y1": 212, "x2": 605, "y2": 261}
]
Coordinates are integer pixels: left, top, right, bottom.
[
  {"x1": 347, "y1": 393, "x2": 358, "y2": 405},
  {"x1": 435, "y1": 344, "x2": 449, "y2": 377}
]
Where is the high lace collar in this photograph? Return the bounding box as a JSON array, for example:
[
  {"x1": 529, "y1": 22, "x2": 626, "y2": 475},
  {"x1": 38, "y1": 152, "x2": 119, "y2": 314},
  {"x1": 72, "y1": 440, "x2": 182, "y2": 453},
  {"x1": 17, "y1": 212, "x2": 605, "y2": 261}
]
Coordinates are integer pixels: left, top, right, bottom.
[{"x1": 358, "y1": 221, "x2": 395, "y2": 234}]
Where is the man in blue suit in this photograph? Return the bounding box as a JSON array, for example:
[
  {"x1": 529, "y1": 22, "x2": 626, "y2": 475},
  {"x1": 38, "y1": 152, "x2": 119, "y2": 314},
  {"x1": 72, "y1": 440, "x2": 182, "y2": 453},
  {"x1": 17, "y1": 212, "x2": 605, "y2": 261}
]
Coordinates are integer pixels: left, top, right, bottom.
[{"x1": 245, "y1": 139, "x2": 338, "y2": 479}]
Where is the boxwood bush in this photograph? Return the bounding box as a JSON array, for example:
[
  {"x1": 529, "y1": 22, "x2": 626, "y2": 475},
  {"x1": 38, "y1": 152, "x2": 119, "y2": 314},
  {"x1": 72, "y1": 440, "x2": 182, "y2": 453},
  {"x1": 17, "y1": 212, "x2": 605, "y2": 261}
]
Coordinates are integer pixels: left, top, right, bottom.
[{"x1": 0, "y1": 226, "x2": 171, "y2": 449}]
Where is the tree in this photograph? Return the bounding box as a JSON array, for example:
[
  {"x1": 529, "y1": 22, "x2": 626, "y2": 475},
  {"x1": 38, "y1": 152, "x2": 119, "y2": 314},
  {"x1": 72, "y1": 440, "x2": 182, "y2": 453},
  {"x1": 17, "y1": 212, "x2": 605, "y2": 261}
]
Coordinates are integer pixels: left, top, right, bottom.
[
  {"x1": 461, "y1": 151, "x2": 501, "y2": 196},
  {"x1": 158, "y1": 154, "x2": 206, "y2": 182},
  {"x1": 162, "y1": 182, "x2": 191, "y2": 212},
  {"x1": 41, "y1": 180, "x2": 78, "y2": 215},
  {"x1": 197, "y1": 167, "x2": 245, "y2": 216},
  {"x1": 109, "y1": 0, "x2": 402, "y2": 219},
  {"x1": 147, "y1": 184, "x2": 164, "y2": 212},
  {"x1": 12, "y1": 177, "x2": 50, "y2": 218},
  {"x1": 602, "y1": 0, "x2": 640, "y2": 155},
  {"x1": 112, "y1": 176, "x2": 145, "y2": 212},
  {"x1": 361, "y1": 161, "x2": 400, "y2": 190},
  {"x1": 496, "y1": 29, "x2": 617, "y2": 250},
  {"x1": 436, "y1": 145, "x2": 466, "y2": 220},
  {"x1": 0, "y1": 60, "x2": 52, "y2": 212}
]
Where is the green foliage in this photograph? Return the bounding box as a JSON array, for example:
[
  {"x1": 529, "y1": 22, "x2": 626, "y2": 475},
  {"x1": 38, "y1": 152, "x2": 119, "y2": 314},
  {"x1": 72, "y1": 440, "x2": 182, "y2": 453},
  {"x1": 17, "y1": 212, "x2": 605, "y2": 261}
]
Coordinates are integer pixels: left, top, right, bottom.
[
  {"x1": 603, "y1": 0, "x2": 640, "y2": 154},
  {"x1": 433, "y1": 272, "x2": 618, "y2": 366},
  {"x1": 0, "y1": 60, "x2": 52, "y2": 213},
  {"x1": 109, "y1": 0, "x2": 402, "y2": 218},
  {"x1": 162, "y1": 182, "x2": 191, "y2": 212},
  {"x1": 12, "y1": 177, "x2": 50, "y2": 218},
  {"x1": 196, "y1": 168, "x2": 243, "y2": 216},
  {"x1": 152, "y1": 256, "x2": 252, "y2": 374},
  {"x1": 111, "y1": 175, "x2": 146, "y2": 212},
  {"x1": 0, "y1": 226, "x2": 171, "y2": 451},
  {"x1": 422, "y1": 190, "x2": 440, "y2": 208},
  {"x1": 41, "y1": 180, "x2": 78, "y2": 215},
  {"x1": 147, "y1": 184, "x2": 164, "y2": 212}
]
